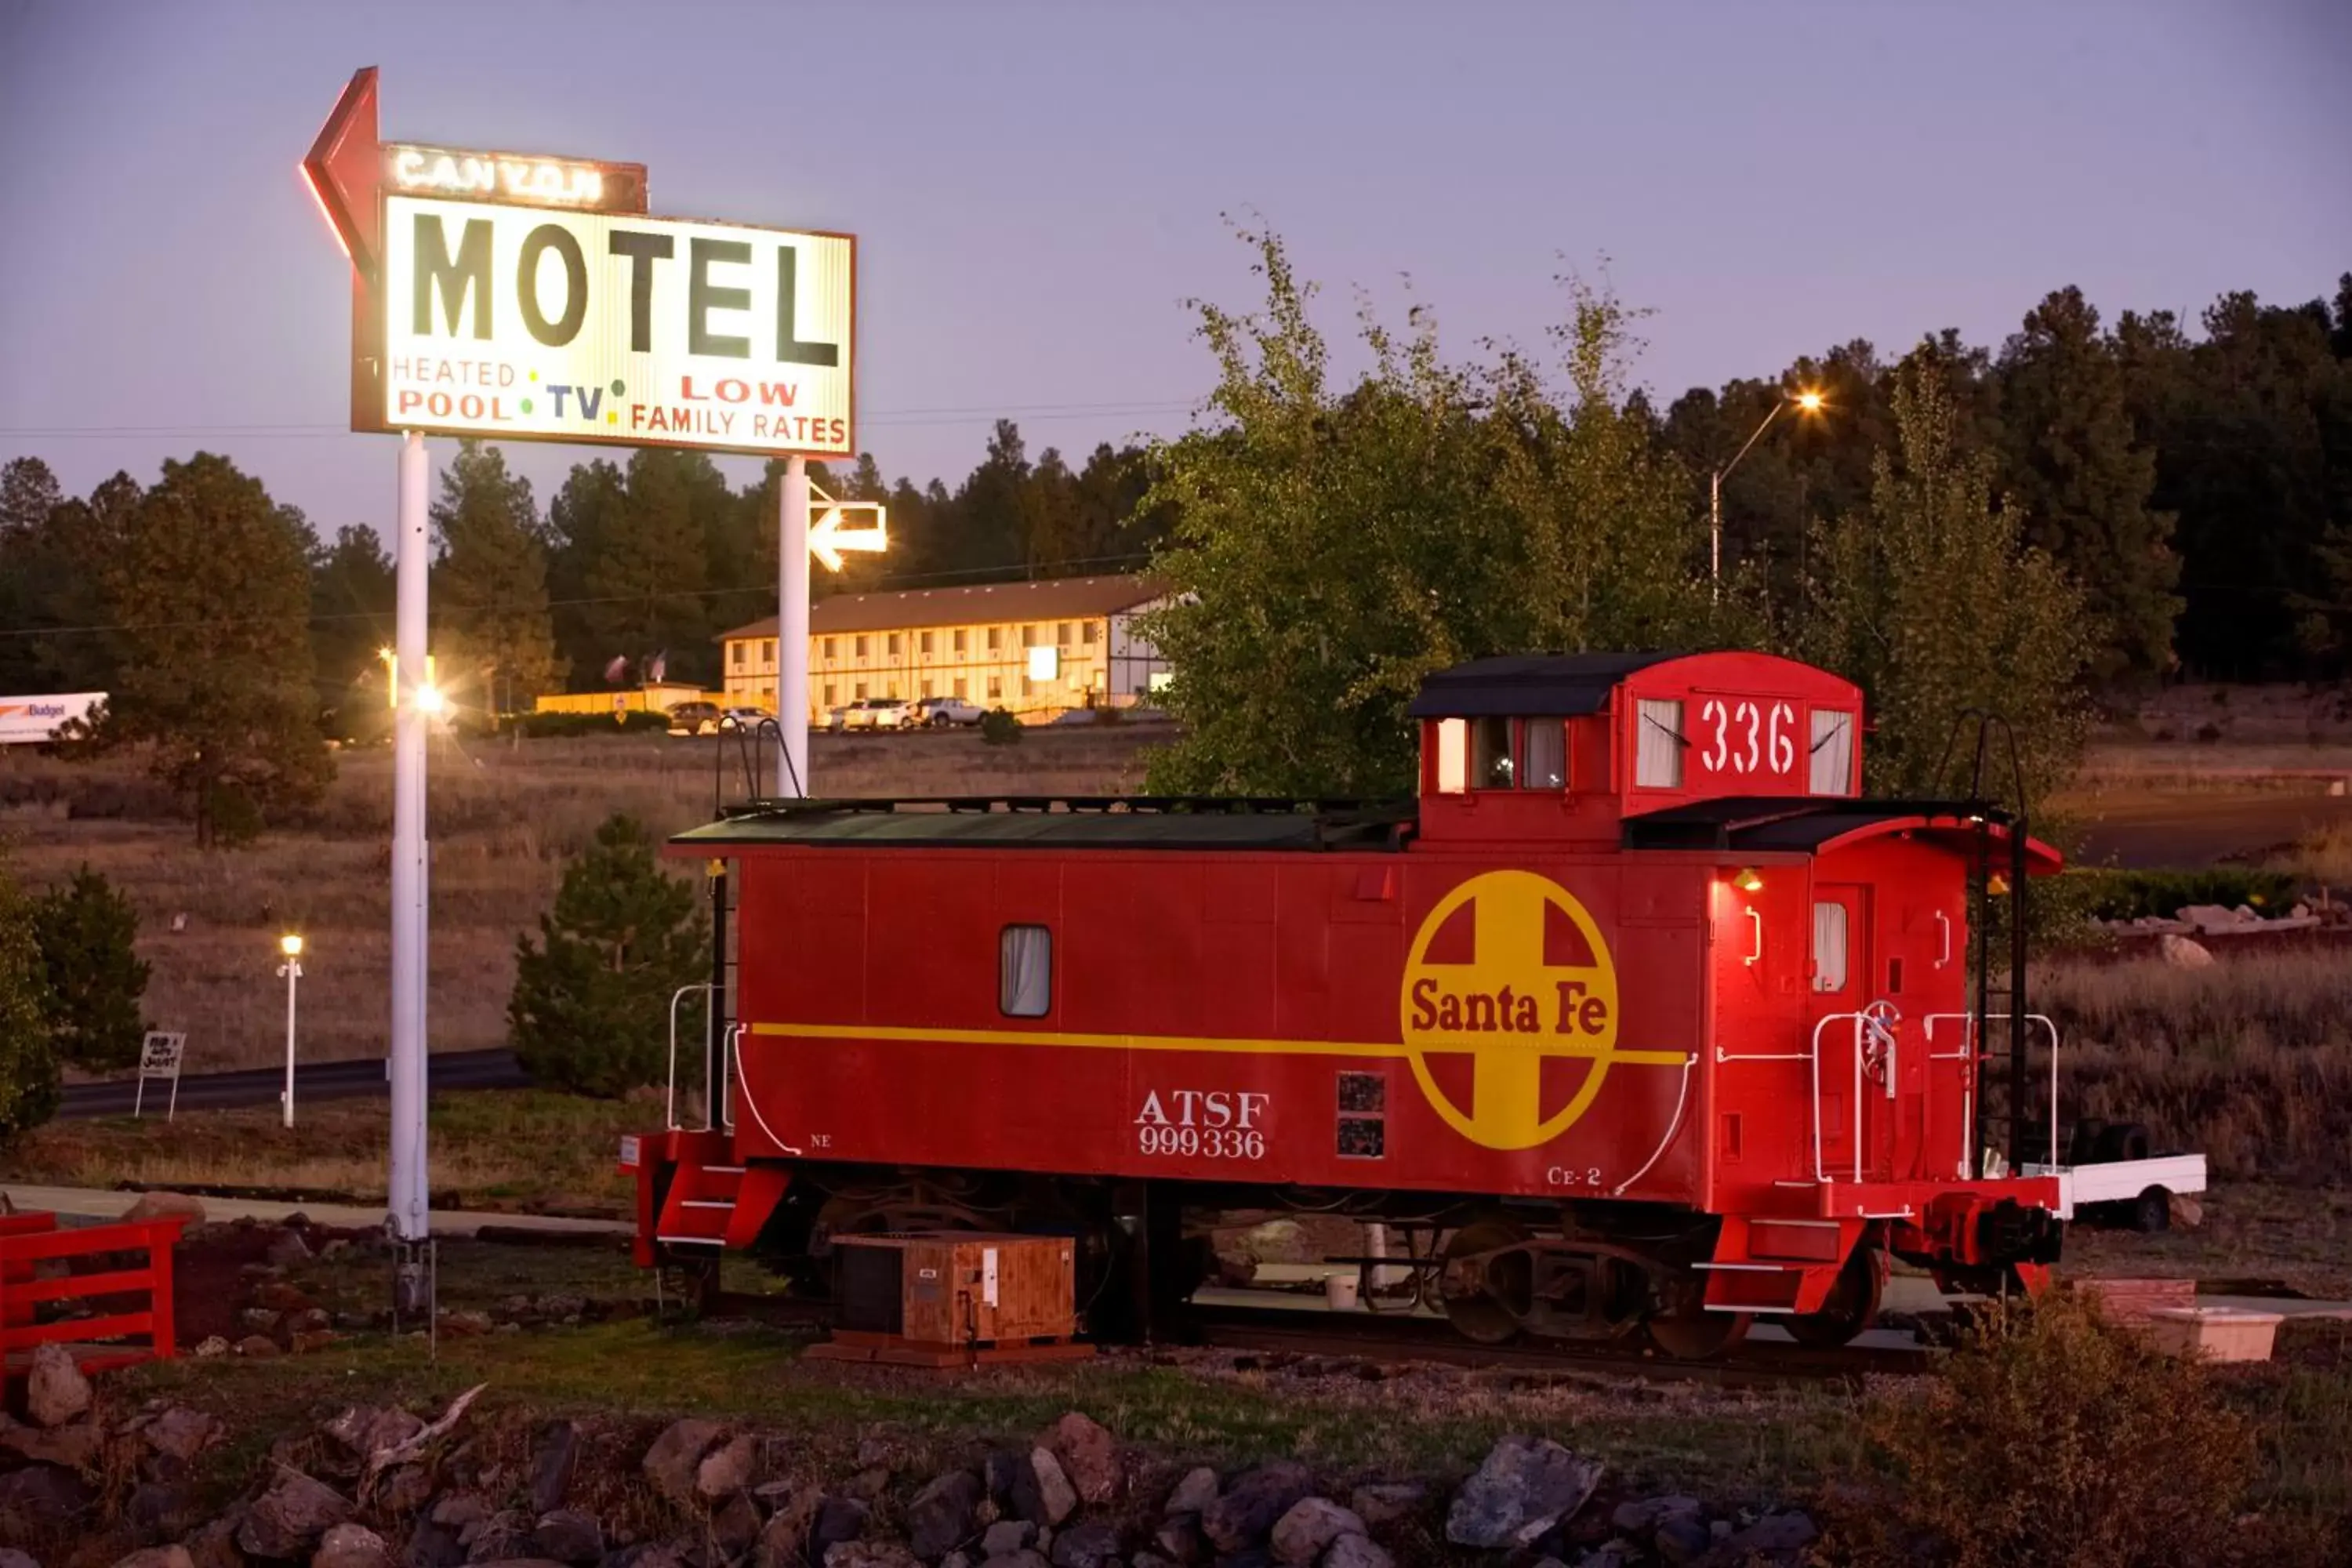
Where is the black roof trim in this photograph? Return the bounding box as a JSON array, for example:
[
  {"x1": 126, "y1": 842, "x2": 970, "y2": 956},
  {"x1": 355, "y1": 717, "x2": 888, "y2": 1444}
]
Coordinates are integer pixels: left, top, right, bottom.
[
  {"x1": 673, "y1": 796, "x2": 1418, "y2": 853},
  {"x1": 1621, "y1": 795, "x2": 2009, "y2": 852},
  {"x1": 1405, "y1": 652, "x2": 1685, "y2": 718}
]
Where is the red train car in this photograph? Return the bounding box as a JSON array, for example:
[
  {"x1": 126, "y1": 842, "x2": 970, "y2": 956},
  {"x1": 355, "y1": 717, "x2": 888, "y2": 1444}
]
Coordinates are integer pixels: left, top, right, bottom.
[{"x1": 628, "y1": 652, "x2": 2065, "y2": 1355}]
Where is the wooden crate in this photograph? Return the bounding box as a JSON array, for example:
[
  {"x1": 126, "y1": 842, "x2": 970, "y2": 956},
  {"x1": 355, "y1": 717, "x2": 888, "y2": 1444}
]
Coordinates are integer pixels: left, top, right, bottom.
[{"x1": 830, "y1": 1232, "x2": 1079, "y2": 1348}]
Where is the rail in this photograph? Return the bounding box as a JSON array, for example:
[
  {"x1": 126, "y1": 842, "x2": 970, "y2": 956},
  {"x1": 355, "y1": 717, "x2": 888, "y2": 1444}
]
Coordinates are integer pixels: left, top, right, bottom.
[
  {"x1": 1925, "y1": 1012, "x2": 2060, "y2": 1178},
  {"x1": 2, "y1": 1212, "x2": 184, "y2": 1377},
  {"x1": 1809, "y1": 1004, "x2": 1900, "y2": 1184},
  {"x1": 666, "y1": 983, "x2": 716, "y2": 1131}
]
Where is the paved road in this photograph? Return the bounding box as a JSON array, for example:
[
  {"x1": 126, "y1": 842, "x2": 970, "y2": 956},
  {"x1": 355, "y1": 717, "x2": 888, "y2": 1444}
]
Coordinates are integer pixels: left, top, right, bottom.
[{"x1": 57, "y1": 1047, "x2": 530, "y2": 1120}]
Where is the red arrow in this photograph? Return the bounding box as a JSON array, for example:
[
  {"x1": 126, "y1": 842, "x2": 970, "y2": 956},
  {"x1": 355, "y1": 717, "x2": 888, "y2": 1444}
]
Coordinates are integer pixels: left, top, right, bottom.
[{"x1": 301, "y1": 67, "x2": 379, "y2": 271}]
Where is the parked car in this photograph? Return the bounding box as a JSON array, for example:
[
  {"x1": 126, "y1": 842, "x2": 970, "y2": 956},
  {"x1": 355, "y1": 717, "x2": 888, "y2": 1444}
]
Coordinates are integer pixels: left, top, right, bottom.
[
  {"x1": 666, "y1": 701, "x2": 725, "y2": 736},
  {"x1": 828, "y1": 697, "x2": 908, "y2": 731},
  {"x1": 909, "y1": 695, "x2": 985, "y2": 728},
  {"x1": 721, "y1": 706, "x2": 771, "y2": 730}
]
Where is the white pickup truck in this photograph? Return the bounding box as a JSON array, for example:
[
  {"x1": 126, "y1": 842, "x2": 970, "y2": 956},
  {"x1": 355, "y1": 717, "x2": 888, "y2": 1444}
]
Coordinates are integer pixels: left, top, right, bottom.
[{"x1": 2021, "y1": 1149, "x2": 2209, "y2": 1232}]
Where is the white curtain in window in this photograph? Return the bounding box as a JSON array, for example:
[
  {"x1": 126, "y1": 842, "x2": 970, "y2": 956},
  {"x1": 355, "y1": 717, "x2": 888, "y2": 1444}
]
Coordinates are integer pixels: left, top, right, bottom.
[
  {"x1": 1635, "y1": 699, "x2": 1684, "y2": 788},
  {"x1": 1000, "y1": 926, "x2": 1052, "y2": 1017},
  {"x1": 1521, "y1": 720, "x2": 1566, "y2": 789},
  {"x1": 1810, "y1": 710, "x2": 1856, "y2": 796},
  {"x1": 1812, "y1": 902, "x2": 1849, "y2": 993},
  {"x1": 1435, "y1": 718, "x2": 1468, "y2": 794}
]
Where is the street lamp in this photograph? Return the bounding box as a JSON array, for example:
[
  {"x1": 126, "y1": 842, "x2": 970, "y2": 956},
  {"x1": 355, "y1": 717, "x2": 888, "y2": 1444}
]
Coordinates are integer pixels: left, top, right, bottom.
[
  {"x1": 1711, "y1": 389, "x2": 1827, "y2": 599},
  {"x1": 278, "y1": 934, "x2": 304, "y2": 1129}
]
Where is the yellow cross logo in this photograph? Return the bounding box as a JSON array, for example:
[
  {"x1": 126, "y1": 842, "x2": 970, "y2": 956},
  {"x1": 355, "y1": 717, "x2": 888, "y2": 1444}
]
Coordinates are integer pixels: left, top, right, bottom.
[{"x1": 1399, "y1": 870, "x2": 1682, "y2": 1151}]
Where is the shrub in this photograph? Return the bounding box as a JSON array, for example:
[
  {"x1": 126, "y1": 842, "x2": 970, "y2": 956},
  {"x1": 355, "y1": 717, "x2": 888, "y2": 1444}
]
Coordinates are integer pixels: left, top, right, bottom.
[
  {"x1": 980, "y1": 708, "x2": 1023, "y2": 746},
  {"x1": 508, "y1": 814, "x2": 709, "y2": 1097},
  {"x1": 1841, "y1": 1291, "x2": 2253, "y2": 1567},
  {"x1": 2063, "y1": 866, "x2": 2300, "y2": 923},
  {"x1": 0, "y1": 851, "x2": 61, "y2": 1144},
  {"x1": 31, "y1": 866, "x2": 151, "y2": 1073}
]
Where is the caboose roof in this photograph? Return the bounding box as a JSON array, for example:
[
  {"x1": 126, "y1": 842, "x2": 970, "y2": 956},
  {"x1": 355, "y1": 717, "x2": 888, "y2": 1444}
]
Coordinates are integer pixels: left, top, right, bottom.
[
  {"x1": 671, "y1": 797, "x2": 1414, "y2": 852},
  {"x1": 1622, "y1": 795, "x2": 2063, "y2": 869},
  {"x1": 1404, "y1": 652, "x2": 1682, "y2": 717}
]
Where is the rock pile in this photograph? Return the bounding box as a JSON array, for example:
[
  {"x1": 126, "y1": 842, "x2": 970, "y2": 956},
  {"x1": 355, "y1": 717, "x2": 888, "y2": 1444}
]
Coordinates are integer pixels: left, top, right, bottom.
[{"x1": 0, "y1": 1363, "x2": 1817, "y2": 1568}]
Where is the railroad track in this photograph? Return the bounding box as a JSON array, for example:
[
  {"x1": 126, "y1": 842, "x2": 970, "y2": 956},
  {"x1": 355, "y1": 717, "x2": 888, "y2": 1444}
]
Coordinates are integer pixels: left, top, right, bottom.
[{"x1": 1185, "y1": 1304, "x2": 1936, "y2": 1386}]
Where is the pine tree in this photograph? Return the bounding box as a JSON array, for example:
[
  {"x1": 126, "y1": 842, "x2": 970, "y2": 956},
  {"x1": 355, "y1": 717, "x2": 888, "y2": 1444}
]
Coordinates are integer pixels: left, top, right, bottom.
[
  {"x1": 31, "y1": 867, "x2": 150, "y2": 1073},
  {"x1": 312, "y1": 524, "x2": 396, "y2": 737},
  {"x1": 92, "y1": 454, "x2": 332, "y2": 845},
  {"x1": 0, "y1": 851, "x2": 60, "y2": 1145},
  {"x1": 583, "y1": 451, "x2": 712, "y2": 684},
  {"x1": 508, "y1": 815, "x2": 709, "y2": 1097},
  {"x1": 1997, "y1": 287, "x2": 2181, "y2": 683},
  {"x1": 433, "y1": 440, "x2": 558, "y2": 717},
  {"x1": 546, "y1": 458, "x2": 631, "y2": 687},
  {"x1": 1806, "y1": 353, "x2": 2091, "y2": 813}
]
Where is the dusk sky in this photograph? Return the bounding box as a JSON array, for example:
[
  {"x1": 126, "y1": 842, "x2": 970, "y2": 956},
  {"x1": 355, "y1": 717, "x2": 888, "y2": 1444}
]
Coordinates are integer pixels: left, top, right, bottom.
[{"x1": 3, "y1": 1, "x2": 2347, "y2": 547}]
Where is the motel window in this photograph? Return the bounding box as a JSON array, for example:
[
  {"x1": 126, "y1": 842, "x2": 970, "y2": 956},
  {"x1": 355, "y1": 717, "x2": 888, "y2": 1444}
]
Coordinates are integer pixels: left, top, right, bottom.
[
  {"x1": 1000, "y1": 925, "x2": 1052, "y2": 1018},
  {"x1": 1810, "y1": 710, "x2": 1857, "y2": 797},
  {"x1": 1022, "y1": 625, "x2": 1039, "y2": 648},
  {"x1": 762, "y1": 639, "x2": 776, "y2": 666},
  {"x1": 953, "y1": 678, "x2": 967, "y2": 699},
  {"x1": 1520, "y1": 720, "x2": 1566, "y2": 790},
  {"x1": 823, "y1": 684, "x2": 837, "y2": 706},
  {"x1": 731, "y1": 643, "x2": 746, "y2": 669},
  {"x1": 887, "y1": 633, "x2": 901, "y2": 656},
  {"x1": 1635, "y1": 699, "x2": 1685, "y2": 789},
  {"x1": 854, "y1": 682, "x2": 868, "y2": 700},
  {"x1": 1434, "y1": 719, "x2": 1468, "y2": 794},
  {"x1": 921, "y1": 681, "x2": 934, "y2": 698},
  {"x1": 987, "y1": 627, "x2": 1001, "y2": 651},
  {"x1": 1081, "y1": 621, "x2": 1099, "y2": 646},
  {"x1": 988, "y1": 675, "x2": 1003, "y2": 700},
  {"x1": 954, "y1": 630, "x2": 968, "y2": 654},
  {"x1": 920, "y1": 630, "x2": 934, "y2": 655},
  {"x1": 855, "y1": 635, "x2": 869, "y2": 658},
  {"x1": 1813, "y1": 902, "x2": 1849, "y2": 993},
  {"x1": 1022, "y1": 676, "x2": 1035, "y2": 698},
  {"x1": 822, "y1": 637, "x2": 837, "y2": 659},
  {"x1": 1057, "y1": 622, "x2": 1073, "y2": 646}
]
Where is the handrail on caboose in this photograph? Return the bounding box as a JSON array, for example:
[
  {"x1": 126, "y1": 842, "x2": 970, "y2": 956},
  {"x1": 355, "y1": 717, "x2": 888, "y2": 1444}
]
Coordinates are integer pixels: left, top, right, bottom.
[
  {"x1": 667, "y1": 983, "x2": 717, "y2": 1132},
  {"x1": 1924, "y1": 1012, "x2": 2060, "y2": 1180},
  {"x1": 1809, "y1": 1006, "x2": 1900, "y2": 1185}
]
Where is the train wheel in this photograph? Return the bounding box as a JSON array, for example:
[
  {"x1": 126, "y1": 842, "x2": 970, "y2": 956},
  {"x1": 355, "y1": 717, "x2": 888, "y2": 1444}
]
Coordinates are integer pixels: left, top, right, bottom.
[
  {"x1": 1645, "y1": 1282, "x2": 1751, "y2": 1360},
  {"x1": 1787, "y1": 1247, "x2": 1886, "y2": 1349},
  {"x1": 1438, "y1": 1219, "x2": 1530, "y2": 1345}
]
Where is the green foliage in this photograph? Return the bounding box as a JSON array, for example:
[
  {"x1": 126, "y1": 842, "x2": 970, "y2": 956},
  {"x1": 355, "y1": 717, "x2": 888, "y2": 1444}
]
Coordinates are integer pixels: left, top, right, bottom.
[
  {"x1": 83, "y1": 453, "x2": 334, "y2": 846},
  {"x1": 509, "y1": 814, "x2": 709, "y2": 1097},
  {"x1": 310, "y1": 524, "x2": 395, "y2": 741},
  {"x1": 0, "y1": 851, "x2": 61, "y2": 1145},
  {"x1": 1137, "y1": 228, "x2": 1733, "y2": 797},
  {"x1": 979, "y1": 707, "x2": 1024, "y2": 746},
  {"x1": 1997, "y1": 287, "x2": 2182, "y2": 683},
  {"x1": 1804, "y1": 350, "x2": 2092, "y2": 815},
  {"x1": 31, "y1": 866, "x2": 150, "y2": 1073},
  {"x1": 2064, "y1": 865, "x2": 2302, "y2": 923},
  {"x1": 433, "y1": 439, "x2": 559, "y2": 717},
  {"x1": 1845, "y1": 1291, "x2": 2253, "y2": 1568}
]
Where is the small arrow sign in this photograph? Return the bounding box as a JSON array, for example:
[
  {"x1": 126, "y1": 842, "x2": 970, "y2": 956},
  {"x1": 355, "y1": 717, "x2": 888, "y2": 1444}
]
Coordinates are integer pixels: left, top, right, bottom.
[{"x1": 809, "y1": 503, "x2": 887, "y2": 572}]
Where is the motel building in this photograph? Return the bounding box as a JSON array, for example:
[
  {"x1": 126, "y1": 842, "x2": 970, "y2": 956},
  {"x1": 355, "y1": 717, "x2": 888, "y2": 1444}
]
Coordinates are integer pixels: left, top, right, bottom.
[{"x1": 719, "y1": 573, "x2": 1172, "y2": 723}]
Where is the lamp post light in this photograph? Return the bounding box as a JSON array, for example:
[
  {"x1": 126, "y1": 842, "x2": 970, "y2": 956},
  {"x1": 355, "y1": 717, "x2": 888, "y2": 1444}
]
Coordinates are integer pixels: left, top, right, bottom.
[
  {"x1": 278, "y1": 933, "x2": 304, "y2": 1129},
  {"x1": 1711, "y1": 388, "x2": 1826, "y2": 600}
]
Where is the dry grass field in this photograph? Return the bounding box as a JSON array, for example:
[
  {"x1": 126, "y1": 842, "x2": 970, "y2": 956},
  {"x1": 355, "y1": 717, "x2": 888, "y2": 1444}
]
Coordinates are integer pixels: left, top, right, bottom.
[{"x1": 0, "y1": 724, "x2": 1157, "y2": 1075}]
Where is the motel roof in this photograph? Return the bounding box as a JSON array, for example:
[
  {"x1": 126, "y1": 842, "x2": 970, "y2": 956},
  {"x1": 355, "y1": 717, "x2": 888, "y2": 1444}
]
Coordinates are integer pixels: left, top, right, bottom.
[{"x1": 719, "y1": 572, "x2": 1169, "y2": 641}]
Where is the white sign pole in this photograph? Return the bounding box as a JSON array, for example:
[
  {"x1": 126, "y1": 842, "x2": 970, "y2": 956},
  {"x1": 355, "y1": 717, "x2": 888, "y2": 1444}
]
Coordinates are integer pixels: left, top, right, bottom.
[
  {"x1": 778, "y1": 456, "x2": 811, "y2": 798},
  {"x1": 280, "y1": 955, "x2": 302, "y2": 1128},
  {"x1": 390, "y1": 431, "x2": 432, "y2": 1251}
]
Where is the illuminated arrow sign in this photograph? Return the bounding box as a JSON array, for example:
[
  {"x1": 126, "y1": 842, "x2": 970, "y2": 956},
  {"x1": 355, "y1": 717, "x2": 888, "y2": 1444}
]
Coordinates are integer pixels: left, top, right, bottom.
[{"x1": 808, "y1": 484, "x2": 887, "y2": 572}]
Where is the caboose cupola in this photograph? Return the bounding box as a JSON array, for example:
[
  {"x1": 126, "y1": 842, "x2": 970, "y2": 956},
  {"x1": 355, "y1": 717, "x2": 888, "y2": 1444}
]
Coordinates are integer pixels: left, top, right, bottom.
[{"x1": 1408, "y1": 651, "x2": 1866, "y2": 844}]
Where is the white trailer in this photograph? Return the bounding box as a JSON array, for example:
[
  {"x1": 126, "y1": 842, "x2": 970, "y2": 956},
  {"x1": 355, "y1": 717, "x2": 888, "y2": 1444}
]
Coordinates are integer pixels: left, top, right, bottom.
[
  {"x1": 0, "y1": 692, "x2": 104, "y2": 746},
  {"x1": 2025, "y1": 1152, "x2": 2209, "y2": 1231}
]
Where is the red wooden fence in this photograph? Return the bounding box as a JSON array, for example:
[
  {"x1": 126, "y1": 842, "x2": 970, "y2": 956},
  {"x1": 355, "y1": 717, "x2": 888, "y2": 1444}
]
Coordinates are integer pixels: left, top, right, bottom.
[{"x1": 1, "y1": 1211, "x2": 185, "y2": 1377}]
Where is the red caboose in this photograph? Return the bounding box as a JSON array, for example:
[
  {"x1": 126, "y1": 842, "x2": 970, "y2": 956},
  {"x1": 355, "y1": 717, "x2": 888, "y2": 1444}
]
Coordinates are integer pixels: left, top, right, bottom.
[{"x1": 629, "y1": 651, "x2": 2064, "y2": 1356}]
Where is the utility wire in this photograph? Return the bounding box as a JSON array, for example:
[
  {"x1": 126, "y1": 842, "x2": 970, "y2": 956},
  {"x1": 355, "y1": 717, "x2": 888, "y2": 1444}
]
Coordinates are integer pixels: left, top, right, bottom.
[{"x1": 0, "y1": 397, "x2": 1202, "y2": 440}]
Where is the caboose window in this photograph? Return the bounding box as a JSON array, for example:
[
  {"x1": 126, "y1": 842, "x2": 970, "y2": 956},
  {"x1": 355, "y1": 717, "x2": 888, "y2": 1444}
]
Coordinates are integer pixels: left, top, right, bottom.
[
  {"x1": 1810, "y1": 710, "x2": 1856, "y2": 796},
  {"x1": 1434, "y1": 719, "x2": 1468, "y2": 793},
  {"x1": 1000, "y1": 925, "x2": 1051, "y2": 1017},
  {"x1": 1812, "y1": 902, "x2": 1849, "y2": 993},
  {"x1": 1520, "y1": 720, "x2": 1566, "y2": 790},
  {"x1": 1472, "y1": 716, "x2": 1514, "y2": 788},
  {"x1": 1635, "y1": 699, "x2": 1685, "y2": 788}
]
